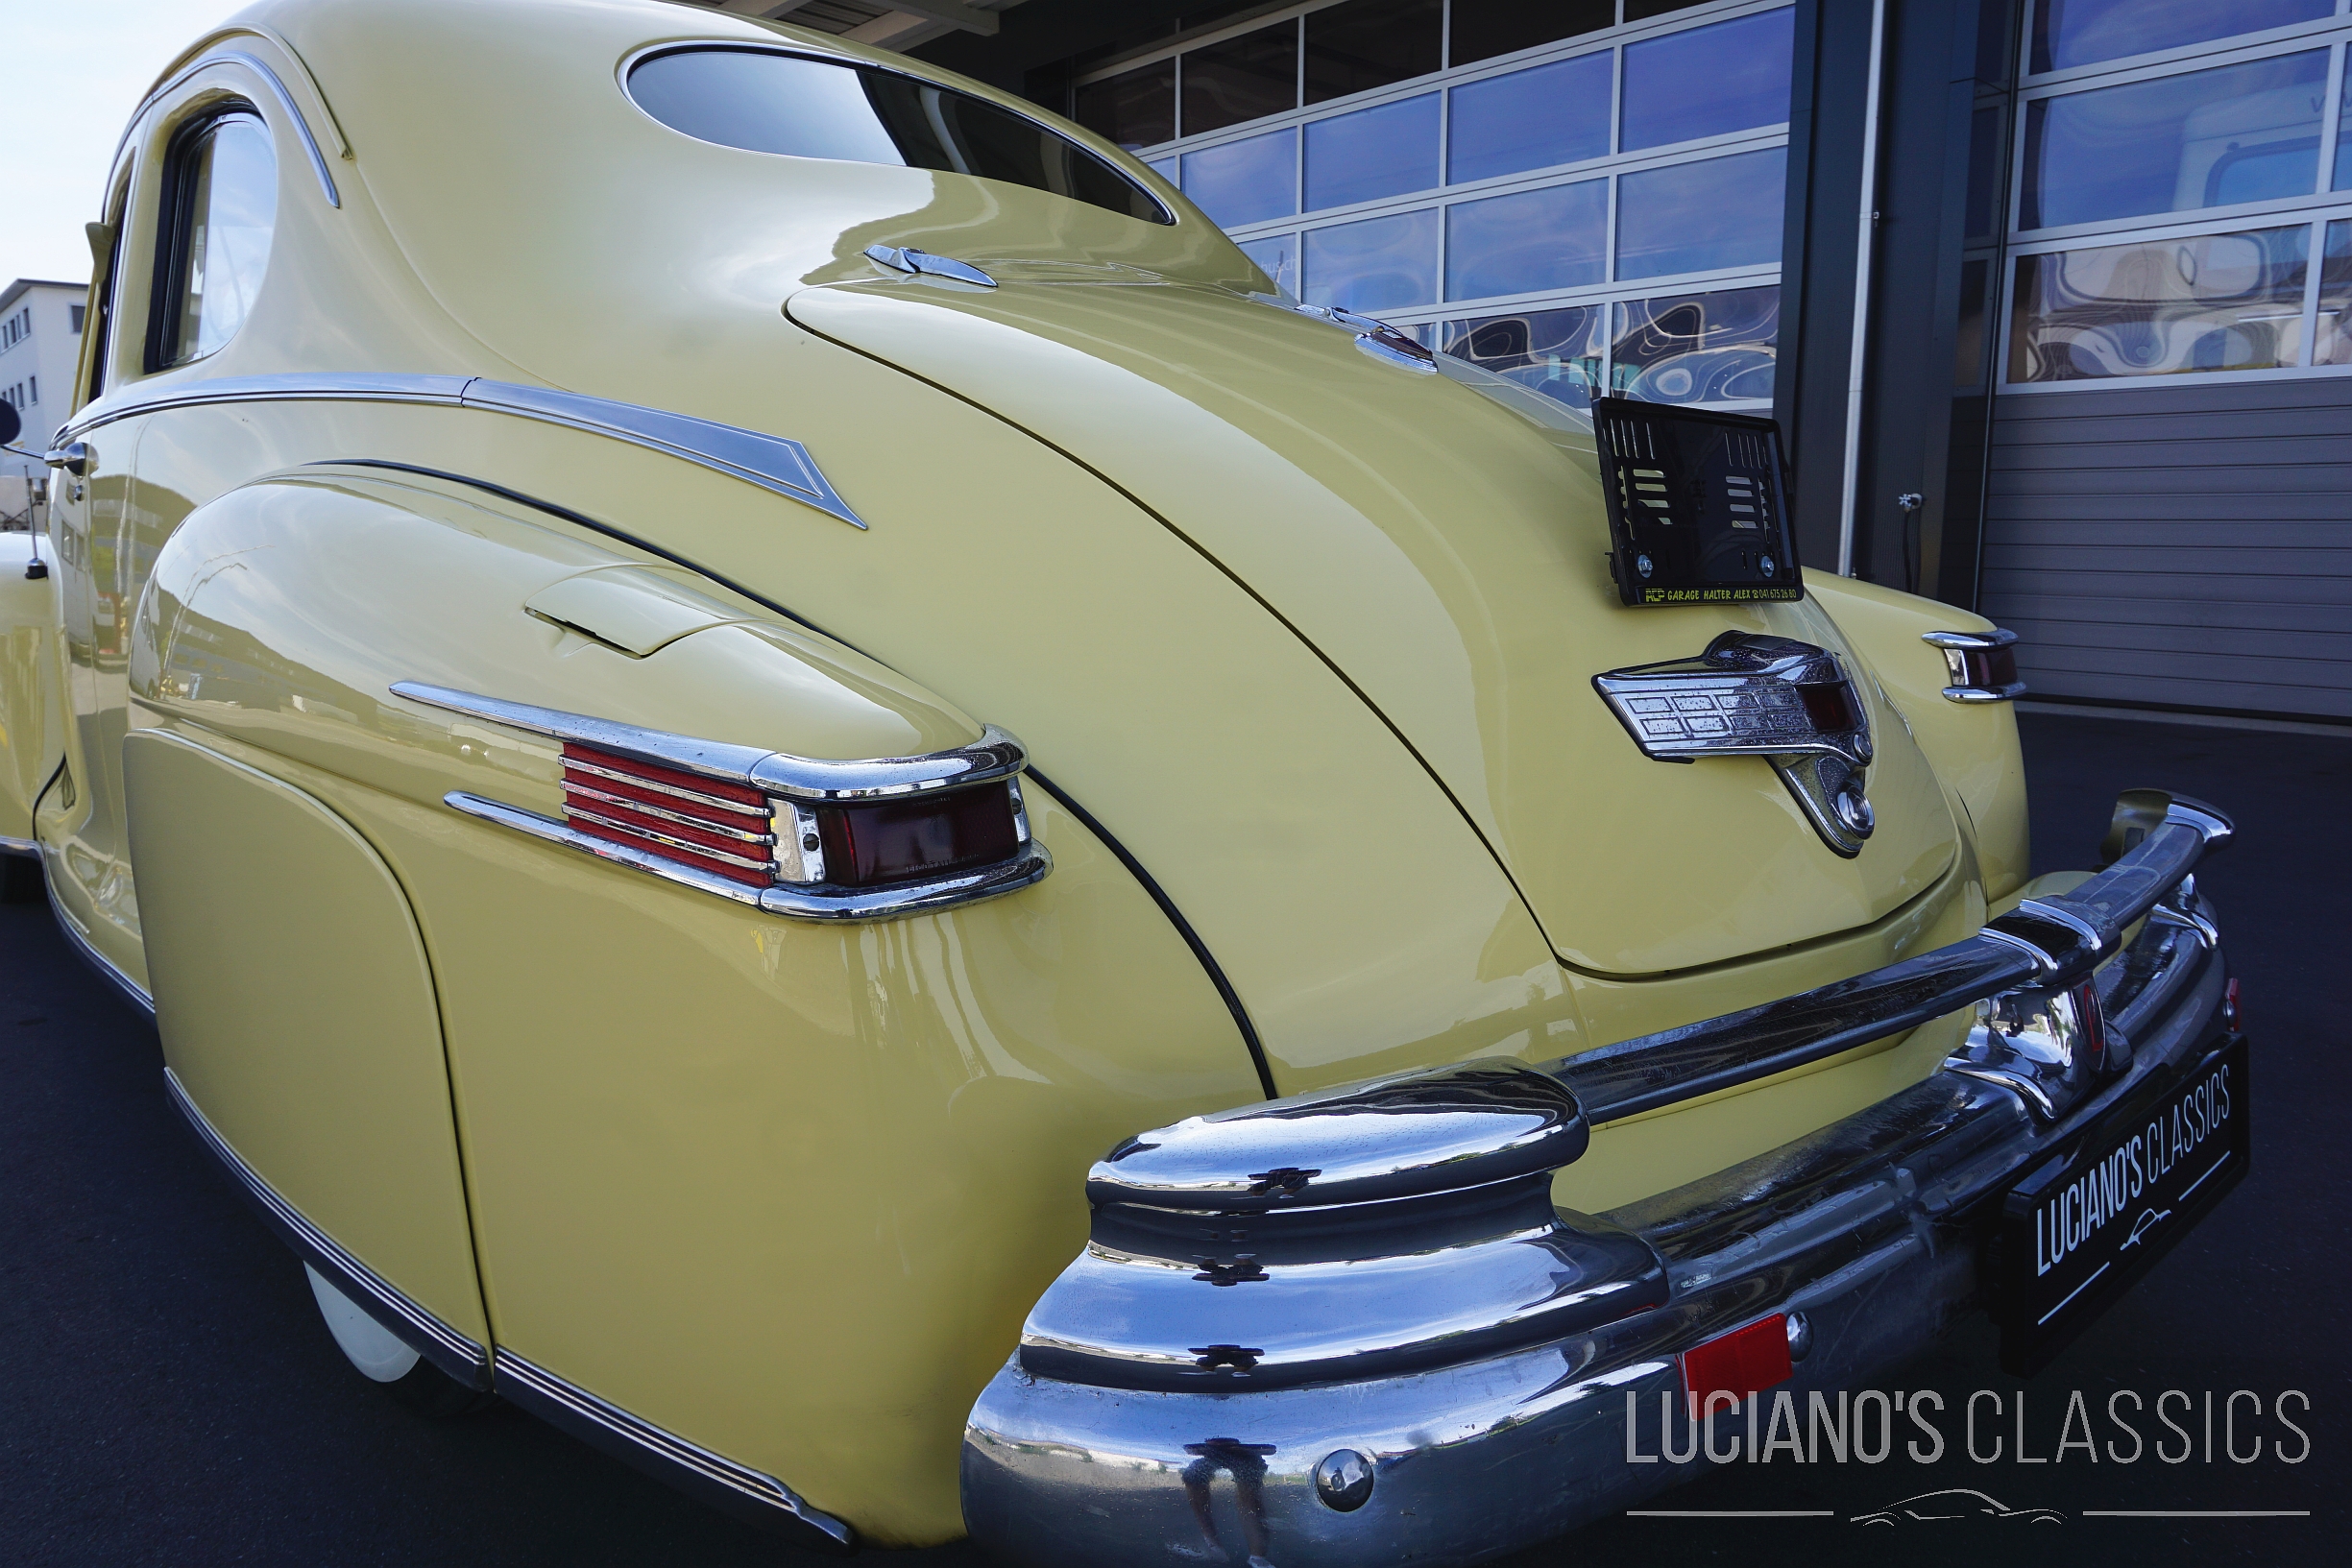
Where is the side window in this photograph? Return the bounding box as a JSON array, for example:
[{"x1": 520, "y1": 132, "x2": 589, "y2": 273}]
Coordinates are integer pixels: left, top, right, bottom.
[{"x1": 148, "y1": 109, "x2": 278, "y2": 371}]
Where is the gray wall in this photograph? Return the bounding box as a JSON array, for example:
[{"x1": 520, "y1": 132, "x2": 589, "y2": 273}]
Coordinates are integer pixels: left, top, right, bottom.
[{"x1": 1979, "y1": 377, "x2": 2352, "y2": 721}]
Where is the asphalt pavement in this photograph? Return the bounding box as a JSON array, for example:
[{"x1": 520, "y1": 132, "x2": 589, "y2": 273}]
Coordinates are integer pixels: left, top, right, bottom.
[{"x1": 3, "y1": 710, "x2": 2344, "y2": 1567}]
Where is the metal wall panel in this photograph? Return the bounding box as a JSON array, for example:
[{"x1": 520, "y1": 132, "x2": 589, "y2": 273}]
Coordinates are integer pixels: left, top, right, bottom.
[{"x1": 1979, "y1": 378, "x2": 2352, "y2": 721}]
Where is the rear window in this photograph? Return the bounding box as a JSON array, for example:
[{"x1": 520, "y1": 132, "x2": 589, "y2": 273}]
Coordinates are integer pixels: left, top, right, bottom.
[{"x1": 627, "y1": 48, "x2": 1173, "y2": 225}]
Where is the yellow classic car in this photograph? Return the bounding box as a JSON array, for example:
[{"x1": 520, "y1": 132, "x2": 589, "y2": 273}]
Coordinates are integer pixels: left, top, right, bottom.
[{"x1": 1, "y1": 1, "x2": 2247, "y2": 1562}]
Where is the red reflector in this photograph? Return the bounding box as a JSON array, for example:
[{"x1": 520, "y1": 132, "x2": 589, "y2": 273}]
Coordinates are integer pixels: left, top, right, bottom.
[
  {"x1": 816, "y1": 782, "x2": 1020, "y2": 889},
  {"x1": 1964, "y1": 643, "x2": 2021, "y2": 689},
  {"x1": 1796, "y1": 679, "x2": 1862, "y2": 734},
  {"x1": 1682, "y1": 1314, "x2": 1793, "y2": 1417},
  {"x1": 2223, "y1": 976, "x2": 2242, "y2": 1031}
]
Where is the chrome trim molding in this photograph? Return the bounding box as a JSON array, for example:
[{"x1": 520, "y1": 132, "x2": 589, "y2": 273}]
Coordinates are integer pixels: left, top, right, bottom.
[
  {"x1": 394, "y1": 683, "x2": 1028, "y2": 800},
  {"x1": 0, "y1": 833, "x2": 36, "y2": 856},
  {"x1": 119, "y1": 47, "x2": 341, "y2": 207},
  {"x1": 208, "y1": 51, "x2": 341, "y2": 206},
  {"x1": 45, "y1": 877, "x2": 156, "y2": 1018},
  {"x1": 1259, "y1": 297, "x2": 1439, "y2": 373},
  {"x1": 58, "y1": 374, "x2": 864, "y2": 528},
  {"x1": 864, "y1": 243, "x2": 998, "y2": 287},
  {"x1": 964, "y1": 791, "x2": 2239, "y2": 1566},
  {"x1": 405, "y1": 684, "x2": 1053, "y2": 921},
  {"x1": 162, "y1": 1068, "x2": 491, "y2": 1388},
  {"x1": 493, "y1": 1349, "x2": 854, "y2": 1553}
]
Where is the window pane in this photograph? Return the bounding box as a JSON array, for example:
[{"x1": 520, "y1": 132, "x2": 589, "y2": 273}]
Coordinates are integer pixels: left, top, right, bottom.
[
  {"x1": 172, "y1": 116, "x2": 277, "y2": 365},
  {"x1": 1612, "y1": 286, "x2": 1780, "y2": 404},
  {"x1": 1440, "y1": 305, "x2": 1606, "y2": 411},
  {"x1": 1182, "y1": 21, "x2": 1298, "y2": 136},
  {"x1": 2007, "y1": 225, "x2": 2310, "y2": 381},
  {"x1": 1616, "y1": 148, "x2": 1787, "y2": 279},
  {"x1": 1445, "y1": 179, "x2": 1606, "y2": 299},
  {"x1": 2031, "y1": 0, "x2": 2332, "y2": 76},
  {"x1": 628, "y1": 51, "x2": 1167, "y2": 222},
  {"x1": 2021, "y1": 51, "x2": 2326, "y2": 230},
  {"x1": 1148, "y1": 157, "x2": 1177, "y2": 182},
  {"x1": 1449, "y1": 0, "x2": 1614, "y2": 68},
  {"x1": 1448, "y1": 52, "x2": 1612, "y2": 184},
  {"x1": 1954, "y1": 257, "x2": 1991, "y2": 387},
  {"x1": 2334, "y1": 70, "x2": 2352, "y2": 191},
  {"x1": 1076, "y1": 60, "x2": 1175, "y2": 150},
  {"x1": 1305, "y1": 0, "x2": 1442, "y2": 104},
  {"x1": 1301, "y1": 208, "x2": 1440, "y2": 311},
  {"x1": 1624, "y1": 0, "x2": 1714, "y2": 19},
  {"x1": 1183, "y1": 128, "x2": 1298, "y2": 227},
  {"x1": 1621, "y1": 8, "x2": 1795, "y2": 153},
  {"x1": 1238, "y1": 232, "x2": 1299, "y2": 297},
  {"x1": 1305, "y1": 92, "x2": 1439, "y2": 210},
  {"x1": 2316, "y1": 219, "x2": 2352, "y2": 363}
]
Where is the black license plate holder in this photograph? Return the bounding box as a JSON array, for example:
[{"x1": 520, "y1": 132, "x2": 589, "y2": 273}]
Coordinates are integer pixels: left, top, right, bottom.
[
  {"x1": 1990, "y1": 1033, "x2": 2250, "y2": 1375},
  {"x1": 1591, "y1": 396, "x2": 1803, "y2": 606}
]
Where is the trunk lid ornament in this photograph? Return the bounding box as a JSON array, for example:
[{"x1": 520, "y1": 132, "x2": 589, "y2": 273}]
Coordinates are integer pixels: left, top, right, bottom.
[{"x1": 1593, "y1": 631, "x2": 1877, "y2": 856}]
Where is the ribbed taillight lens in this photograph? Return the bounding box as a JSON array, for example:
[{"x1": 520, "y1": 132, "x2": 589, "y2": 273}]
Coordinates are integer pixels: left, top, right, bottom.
[{"x1": 561, "y1": 744, "x2": 777, "y2": 887}]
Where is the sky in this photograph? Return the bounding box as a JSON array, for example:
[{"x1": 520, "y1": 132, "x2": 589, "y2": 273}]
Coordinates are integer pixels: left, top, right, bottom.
[{"x1": 2, "y1": 0, "x2": 253, "y2": 287}]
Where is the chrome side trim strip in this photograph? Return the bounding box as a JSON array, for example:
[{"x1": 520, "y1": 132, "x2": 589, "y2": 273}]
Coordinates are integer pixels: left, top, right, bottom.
[
  {"x1": 58, "y1": 374, "x2": 864, "y2": 528},
  {"x1": 493, "y1": 1349, "x2": 854, "y2": 1553},
  {"x1": 45, "y1": 875, "x2": 156, "y2": 1018},
  {"x1": 563, "y1": 806, "x2": 778, "y2": 870},
  {"x1": 459, "y1": 380, "x2": 865, "y2": 528},
  {"x1": 394, "y1": 682, "x2": 1028, "y2": 801},
  {"x1": 161, "y1": 1067, "x2": 492, "y2": 1388}
]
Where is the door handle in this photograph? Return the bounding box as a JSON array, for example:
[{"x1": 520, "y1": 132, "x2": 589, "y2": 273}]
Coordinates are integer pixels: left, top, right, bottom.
[{"x1": 43, "y1": 441, "x2": 93, "y2": 477}]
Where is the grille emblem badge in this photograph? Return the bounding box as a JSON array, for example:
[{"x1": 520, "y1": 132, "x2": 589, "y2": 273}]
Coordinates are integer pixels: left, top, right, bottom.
[{"x1": 1593, "y1": 631, "x2": 1877, "y2": 857}]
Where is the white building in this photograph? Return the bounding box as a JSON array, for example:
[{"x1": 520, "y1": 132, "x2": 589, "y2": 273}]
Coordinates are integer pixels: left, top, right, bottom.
[{"x1": 1, "y1": 277, "x2": 89, "y2": 446}]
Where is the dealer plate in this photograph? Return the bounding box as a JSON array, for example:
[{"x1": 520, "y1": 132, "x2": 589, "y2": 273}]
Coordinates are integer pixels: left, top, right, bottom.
[{"x1": 1990, "y1": 1033, "x2": 2249, "y2": 1375}]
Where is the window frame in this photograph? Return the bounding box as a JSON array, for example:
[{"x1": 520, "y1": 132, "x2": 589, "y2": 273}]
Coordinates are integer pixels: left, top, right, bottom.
[
  {"x1": 145, "y1": 101, "x2": 275, "y2": 374},
  {"x1": 1997, "y1": 1, "x2": 2352, "y2": 392}
]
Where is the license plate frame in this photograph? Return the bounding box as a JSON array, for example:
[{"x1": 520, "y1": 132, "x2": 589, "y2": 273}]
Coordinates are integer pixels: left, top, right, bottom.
[{"x1": 1988, "y1": 1032, "x2": 2250, "y2": 1375}]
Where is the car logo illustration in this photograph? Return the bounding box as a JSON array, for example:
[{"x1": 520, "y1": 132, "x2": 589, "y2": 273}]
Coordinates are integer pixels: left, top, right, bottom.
[
  {"x1": 1851, "y1": 1488, "x2": 2066, "y2": 1525},
  {"x1": 2119, "y1": 1207, "x2": 2173, "y2": 1250}
]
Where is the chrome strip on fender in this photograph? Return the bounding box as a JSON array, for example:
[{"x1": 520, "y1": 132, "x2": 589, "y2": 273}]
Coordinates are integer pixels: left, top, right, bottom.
[
  {"x1": 58, "y1": 374, "x2": 864, "y2": 528},
  {"x1": 493, "y1": 1349, "x2": 854, "y2": 1554},
  {"x1": 393, "y1": 682, "x2": 1027, "y2": 800},
  {"x1": 162, "y1": 1067, "x2": 492, "y2": 1388}
]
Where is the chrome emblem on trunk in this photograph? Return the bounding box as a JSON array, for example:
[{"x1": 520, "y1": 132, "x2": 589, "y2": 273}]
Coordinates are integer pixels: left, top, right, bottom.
[{"x1": 1592, "y1": 631, "x2": 1877, "y2": 856}]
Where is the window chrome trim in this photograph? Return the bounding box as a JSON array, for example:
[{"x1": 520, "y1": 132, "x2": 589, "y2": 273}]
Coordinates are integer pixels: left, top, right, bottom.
[
  {"x1": 162, "y1": 1066, "x2": 493, "y2": 1388},
  {"x1": 116, "y1": 47, "x2": 341, "y2": 207},
  {"x1": 0, "y1": 833, "x2": 36, "y2": 856},
  {"x1": 493, "y1": 1348, "x2": 854, "y2": 1554},
  {"x1": 57, "y1": 374, "x2": 866, "y2": 528}
]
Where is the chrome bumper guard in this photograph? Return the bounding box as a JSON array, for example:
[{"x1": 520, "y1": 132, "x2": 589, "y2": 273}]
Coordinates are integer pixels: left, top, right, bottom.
[{"x1": 962, "y1": 791, "x2": 2236, "y2": 1566}]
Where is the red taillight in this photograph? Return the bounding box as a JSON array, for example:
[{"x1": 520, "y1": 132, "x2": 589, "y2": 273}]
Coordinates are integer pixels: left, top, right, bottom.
[
  {"x1": 1955, "y1": 641, "x2": 2020, "y2": 689},
  {"x1": 1682, "y1": 1313, "x2": 1793, "y2": 1417},
  {"x1": 562, "y1": 744, "x2": 776, "y2": 887},
  {"x1": 817, "y1": 782, "x2": 1021, "y2": 888},
  {"x1": 2223, "y1": 976, "x2": 2242, "y2": 1031}
]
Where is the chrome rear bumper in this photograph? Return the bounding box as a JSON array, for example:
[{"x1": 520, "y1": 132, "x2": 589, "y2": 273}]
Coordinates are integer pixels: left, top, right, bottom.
[{"x1": 962, "y1": 793, "x2": 2237, "y2": 1566}]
